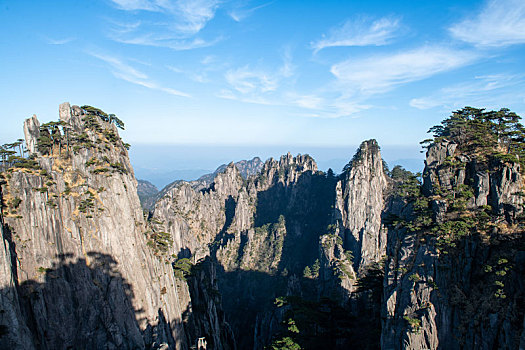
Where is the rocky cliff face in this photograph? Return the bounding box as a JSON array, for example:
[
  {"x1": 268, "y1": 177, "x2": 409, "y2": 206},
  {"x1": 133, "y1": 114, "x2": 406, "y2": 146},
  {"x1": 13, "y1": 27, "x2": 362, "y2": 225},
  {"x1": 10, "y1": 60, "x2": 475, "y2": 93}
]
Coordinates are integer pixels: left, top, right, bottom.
[
  {"x1": 151, "y1": 153, "x2": 320, "y2": 270},
  {"x1": 195, "y1": 157, "x2": 264, "y2": 189},
  {"x1": 0, "y1": 103, "x2": 231, "y2": 349},
  {"x1": 0, "y1": 216, "x2": 34, "y2": 349},
  {"x1": 155, "y1": 157, "x2": 264, "y2": 203},
  {"x1": 8, "y1": 104, "x2": 522, "y2": 349},
  {"x1": 151, "y1": 143, "x2": 392, "y2": 348},
  {"x1": 334, "y1": 140, "x2": 389, "y2": 272},
  {"x1": 151, "y1": 153, "x2": 325, "y2": 347},
  {"x1": 381, "y1": 140, "x2": 525, "y2": 350}
]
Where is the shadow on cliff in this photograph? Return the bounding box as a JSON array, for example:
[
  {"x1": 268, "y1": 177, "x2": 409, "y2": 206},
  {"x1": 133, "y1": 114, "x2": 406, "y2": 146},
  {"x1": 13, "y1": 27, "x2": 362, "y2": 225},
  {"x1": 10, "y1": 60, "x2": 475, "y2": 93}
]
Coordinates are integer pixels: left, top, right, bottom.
[
  {"x1": 180, "y1": 256, "x2": 236, "y2": 350},
  {"x1": 0, "y1": 251, "x2": 176, "y2": 349},
  {"x1": 207, "y1": 170, "x2": 381, "y2": 349},
  {"x1": 430, "y1": 231, "x2": 525, "y2": 349},
  {"x1": 253, "y1": 170, "x2": 337, "y2": 273},
  {"x1": 382, "y1": 199, "x2": 525, "y2": 349},
  {"x1": 214, "y1": 264, "x2": 382, "y2": 349}
]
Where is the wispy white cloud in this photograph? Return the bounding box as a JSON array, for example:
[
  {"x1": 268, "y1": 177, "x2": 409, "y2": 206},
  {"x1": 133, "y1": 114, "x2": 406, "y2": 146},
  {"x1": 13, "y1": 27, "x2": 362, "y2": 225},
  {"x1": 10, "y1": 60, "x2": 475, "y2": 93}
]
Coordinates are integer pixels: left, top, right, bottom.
[
  {"x1": 219, "y1": 82, "x2": 371, "y2": 119},
  {"x1": 172, "y1": 0, "x2": 221, "y2": 34},
  {"x1": 217, "y1": 89, "x2": 278, "y2": 106},
  {"x1": 286, "y1": 93, "x2": 325, "y2": 110},
  {"x1": 449, "y1": 0, "x2": 525, "y2": 47},
  {"x1": 410, "y1": 74, "x2": 525, "y2": 110},
  {"x1": 109, "y1": 0, "x2": 219, "y2": 34},
  {"x1": 109, "y1": 0, "x2": 157, "y2": 11},
  {"x1": 331, "y1": 46, "x2": 478, "y2": 95},
  {"x1": 311, "y1": 16, "x2": 401, "y2": 52},
  {"x1": 107, "y1": 0, "x2": 221, "y2": 50},
  {"x1": 223, "y1": 48, "x2": 295, "y2": 97},
  {"x1": 89, "y1": 52, "x2": 191, "y2": 97},
  {"x1": 111, "y1": 33, "x2": 221, "y2": 50},
  {"x1": 165, "y1": 54, "x2": 227, "y2": 83},
  {"x1": 220, "y1": 67, "x2": 370, "y2": 118},
  {"x1": 44, "y1": 36, "x2": 75, "y2": 45},
  {"x1": 280, "y1": 47, "x2": 295, "y2": 78},
  {"x1": 228, "y1": 1, "x2": 273, "y2": 22},
  {"x1": 217, "y1": 46, "x2": 374, "y2": 118},
  {"x1": 166, "y1": 65, "x2": 184, "y2": 73},
  {"x1": 106, "y1": 19, "x2": 142, "y2": 34},
  {"x1": 328, "y1": 99, "x2": 371, "y2": 118},
  {"x1": 200, "y1": 55, "x2": 216, "y2": 65},
  {"x1": 225, "y1": 66, "x2": 279, "y2": 94},
  {"x1": 289, "y1": 94, "x2": 370, "y2": 118}
]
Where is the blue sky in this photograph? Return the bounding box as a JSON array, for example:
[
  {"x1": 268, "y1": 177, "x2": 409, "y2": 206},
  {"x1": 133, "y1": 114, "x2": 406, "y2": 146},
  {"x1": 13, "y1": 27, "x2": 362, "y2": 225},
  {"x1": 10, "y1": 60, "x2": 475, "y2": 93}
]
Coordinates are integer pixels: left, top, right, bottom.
[{"x1": 1, "y1": 0, "x2": 525, "y2": 185}]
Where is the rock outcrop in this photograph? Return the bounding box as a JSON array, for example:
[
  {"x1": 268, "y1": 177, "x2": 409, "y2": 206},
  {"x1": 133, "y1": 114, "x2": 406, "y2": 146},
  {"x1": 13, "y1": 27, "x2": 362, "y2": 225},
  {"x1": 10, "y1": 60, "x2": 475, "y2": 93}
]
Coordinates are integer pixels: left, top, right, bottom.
[
  {"x1": 151, "y1": 144, "x2": 392, "y2": 348},
  {"x1": 333, "y1": 139, "x2": 390, "y2": 273},
  {"x1": 0, "y1": 103, "x2": 231, "y2": 349},
  {"x1": 195, "y1": 157, "x2": 264, "y2": 189},
  {"x1": 0, "y1": 217, "x2": 34, "y2": 349},
  {"x1": 381, "y1": 140, "x2": 525, "y2": 350},
  {"x1": 23, "y1": 115, "x2": 40, "y2": 154}
]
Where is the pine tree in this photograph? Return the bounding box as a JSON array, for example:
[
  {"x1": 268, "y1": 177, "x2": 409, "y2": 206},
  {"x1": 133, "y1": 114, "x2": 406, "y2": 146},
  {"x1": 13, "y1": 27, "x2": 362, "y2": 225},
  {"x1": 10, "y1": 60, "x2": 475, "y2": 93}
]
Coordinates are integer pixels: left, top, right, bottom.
[
  {"x1": 303, "y1": 266, "x2": 312, "y2": 278},
  {"x1": 311, "y1": 259, "x2": 320, "y2": 278}
]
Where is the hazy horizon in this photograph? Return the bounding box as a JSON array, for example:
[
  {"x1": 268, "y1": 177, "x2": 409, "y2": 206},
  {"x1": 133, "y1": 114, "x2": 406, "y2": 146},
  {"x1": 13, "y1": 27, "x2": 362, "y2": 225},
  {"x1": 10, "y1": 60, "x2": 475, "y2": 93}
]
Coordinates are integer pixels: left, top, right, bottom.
[{"x1": 130, "y1": 142, "x2": 424, "y2": 189}]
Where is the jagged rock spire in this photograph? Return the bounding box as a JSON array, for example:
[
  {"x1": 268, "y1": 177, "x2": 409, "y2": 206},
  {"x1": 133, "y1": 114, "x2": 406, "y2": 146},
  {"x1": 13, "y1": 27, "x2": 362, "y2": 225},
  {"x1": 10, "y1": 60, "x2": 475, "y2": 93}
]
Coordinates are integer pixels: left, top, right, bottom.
[
  {"x1": 334, "y1": 139, "x2": 389, "y2": 272},
  {"x1": 23, "y1": 114, "x2": 40, "y2": 154}
]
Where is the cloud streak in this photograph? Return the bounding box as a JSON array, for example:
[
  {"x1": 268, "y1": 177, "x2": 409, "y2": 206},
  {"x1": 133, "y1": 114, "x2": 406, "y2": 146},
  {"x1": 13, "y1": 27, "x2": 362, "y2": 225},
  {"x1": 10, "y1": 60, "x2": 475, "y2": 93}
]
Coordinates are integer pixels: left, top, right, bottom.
[
  {"x1": 110, "y1": 33, "x2": 222, "y2": 50},
  {"x1": 228, "y1": 1, "x2": 273, "y2": 22},
  {"x1": 225, "y1": 66, "x2": 279, "y2": 94},
  {"x1": 44, "y1": 36, "x2": 75, "y2": 45},
  {"x1": 331, "y1": 46, "x2": 478, "y2": 94},
  {"x1": 89, "y1": 52, "x2": 191, "y2": 97},
  {"x1": 172, "y1": 0, "x2": 221, "y2": 35},
  {"x1": 109, "y1": 0, "x2": 157, "y2": 11},
  {"x1": 223, "y1": 48, "x2": 295, "y2": 97},
  {"x1": 311, "y1": 16, "x2": 401, "y2": 52},
  {"x1": 410, "y1": 74, "x2": 525, "y2": 110},
  {"x1": 108, "y1": 0, "x2": 221, "y2": 50},
  {"x1": 449, "y1": 0, "x2": 525, "y2": 47}
]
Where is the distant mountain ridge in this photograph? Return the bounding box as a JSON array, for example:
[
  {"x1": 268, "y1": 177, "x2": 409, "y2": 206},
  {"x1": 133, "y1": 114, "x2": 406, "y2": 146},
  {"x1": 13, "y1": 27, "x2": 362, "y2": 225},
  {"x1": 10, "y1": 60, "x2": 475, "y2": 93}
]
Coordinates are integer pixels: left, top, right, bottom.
[
  {"x1": 195, "y1": 156, "x2": 264, "y2": 186},
  {"x1": 138, "y1": 156, "x2": 264, "y2": 210},
  {"x1": 136, "y1": 180, "x2": 158, "y2": 210}
]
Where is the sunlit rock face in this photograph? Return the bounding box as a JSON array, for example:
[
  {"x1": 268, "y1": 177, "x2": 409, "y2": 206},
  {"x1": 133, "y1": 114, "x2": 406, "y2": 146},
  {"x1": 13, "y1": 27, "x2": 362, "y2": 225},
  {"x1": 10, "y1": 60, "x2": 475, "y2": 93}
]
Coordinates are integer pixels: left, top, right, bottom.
[
  {"x1": 152, "y1": 141, "x2": 394, "y2": 348},
  {"x1": 333, "y1": 139, "x2": 390, "y2": 273},
  {"x1": 0, "y1": 103, "x2": 234, "y2": 350}
]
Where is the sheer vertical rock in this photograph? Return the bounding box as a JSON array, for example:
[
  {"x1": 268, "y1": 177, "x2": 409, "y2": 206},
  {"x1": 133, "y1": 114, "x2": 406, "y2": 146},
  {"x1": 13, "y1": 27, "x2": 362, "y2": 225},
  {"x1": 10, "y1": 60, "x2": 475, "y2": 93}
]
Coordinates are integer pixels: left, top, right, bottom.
[
  {"x1": 381, "y1": 140, "x2": 525, "y2": 350},
  {"x1": 23, "y1": 115, "x2": 40, "y2": 155},
  {"x1": 0, "y1": 103, "x2": 229, "y2": 349},
  {"x1": 333, "y1": 140, "x2": 390, "y2": 273}
]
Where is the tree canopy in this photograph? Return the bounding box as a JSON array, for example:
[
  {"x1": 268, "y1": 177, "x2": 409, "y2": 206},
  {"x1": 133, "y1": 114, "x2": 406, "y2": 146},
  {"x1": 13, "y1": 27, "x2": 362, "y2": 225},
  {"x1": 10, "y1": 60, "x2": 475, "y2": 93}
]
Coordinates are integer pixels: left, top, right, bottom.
[
  {"x1": 81, "y1": 105, "x2": 125, "y2": 130},
  {"x1": 421, "y1": 107, "x2": 525, "y2": 165}
]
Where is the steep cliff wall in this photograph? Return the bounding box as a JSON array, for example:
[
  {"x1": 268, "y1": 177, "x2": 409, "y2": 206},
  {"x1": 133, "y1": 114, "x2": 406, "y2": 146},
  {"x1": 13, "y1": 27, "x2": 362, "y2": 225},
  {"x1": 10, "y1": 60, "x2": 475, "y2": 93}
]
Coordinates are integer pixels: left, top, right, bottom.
[
  {"x1": 0, "y1": 216, "x2": 34, "y2": 349},
  {"x1": 0, "y1": 103, "x2": 232, "y2": 349},
  {"x1": 152, "y1": 153, "x2": 335, "y2": 347},
  {"x1": 152, "y1": 153, "x2": 321, "y2": 272},
  {"x1": 152, "y1": 143, "x2": 392, "y2": 348},
  {"x1": 333, "y1": 140, "x2": 390, "y2": 274},
  {"x1": 382, "y1": 139, "x2": 525, "y2": 350},
  {"x1": 321, "y1": 139, "x2": 391, "y2": 308}
]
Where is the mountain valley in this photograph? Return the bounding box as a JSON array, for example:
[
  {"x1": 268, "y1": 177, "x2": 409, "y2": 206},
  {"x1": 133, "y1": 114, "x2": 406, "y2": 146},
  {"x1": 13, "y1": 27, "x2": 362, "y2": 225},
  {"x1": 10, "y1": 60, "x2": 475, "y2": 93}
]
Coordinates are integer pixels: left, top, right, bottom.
[{"x1": 1, "y1": 103, "x2": 525, "y2": 349}]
